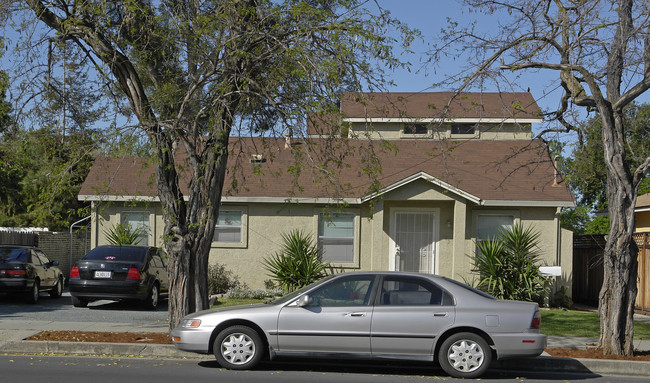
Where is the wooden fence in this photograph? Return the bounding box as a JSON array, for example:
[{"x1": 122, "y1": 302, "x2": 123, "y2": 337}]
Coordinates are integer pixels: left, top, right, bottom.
[
  {"x1": 635, "y1": 232, "x2": 650, "y2": 314},
  {"x1": 572, "y1": 233, "x2": 650, "y2": 314}
]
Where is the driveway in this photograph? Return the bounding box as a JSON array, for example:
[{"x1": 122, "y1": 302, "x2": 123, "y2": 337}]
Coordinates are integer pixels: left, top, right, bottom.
[{"x1": 0, "y1": 287, "x2": 169, "y2": 325}]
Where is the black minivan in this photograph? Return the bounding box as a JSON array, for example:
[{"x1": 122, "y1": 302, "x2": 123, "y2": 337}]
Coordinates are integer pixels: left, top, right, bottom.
[{"x1": 69, "y1": 245, "x2": 169, "y2": 310}]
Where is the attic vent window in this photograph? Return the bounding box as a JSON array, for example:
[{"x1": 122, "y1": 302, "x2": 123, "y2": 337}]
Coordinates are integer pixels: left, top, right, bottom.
[
  {"x1": 451, "y1": 124, "x2": 476, "y2": 135},
  {"x1": 403, "y1": 123, "x2": 427, "y2": 135},
  {"x1": 250, "y1": 154, "x2": 266, "y2": 163}
]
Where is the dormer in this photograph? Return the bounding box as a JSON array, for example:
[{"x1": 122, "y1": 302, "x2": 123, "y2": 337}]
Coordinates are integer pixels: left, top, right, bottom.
[{"x1": 308, "y1": 92, "x2": 543, "y2": 140}]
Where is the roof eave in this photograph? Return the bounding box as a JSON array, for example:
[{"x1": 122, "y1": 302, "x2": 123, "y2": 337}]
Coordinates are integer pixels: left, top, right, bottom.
[
  {"x1": 361, "y1": 172, "x2": 483, "y2": 205},
  {"x1": 482, "y1": 199, "x2": 576, "y2": 208}
]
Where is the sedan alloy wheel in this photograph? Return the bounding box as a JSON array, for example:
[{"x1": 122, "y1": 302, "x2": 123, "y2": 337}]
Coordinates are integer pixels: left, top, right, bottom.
[
  {"x1": 214, "y1": 325, "x2": 263, "y2": 369},
  {"x1": 438, "y1": 332, "x2": 491, "y2": 378}
]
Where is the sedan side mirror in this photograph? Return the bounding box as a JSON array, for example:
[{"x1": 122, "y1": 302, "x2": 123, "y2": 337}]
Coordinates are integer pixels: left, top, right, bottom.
[{"x1": 296, "y1": 294, "x2": 313, "y2": 307}]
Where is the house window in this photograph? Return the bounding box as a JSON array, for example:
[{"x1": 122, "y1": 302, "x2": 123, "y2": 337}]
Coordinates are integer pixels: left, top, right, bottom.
[
  {"x1": 214, "y1": 211, "x2": 243, "y2": 243},
  {"x1": 477, "y1": 214, "x2": 514, "y2": 241},
  {"x1": 451, "y1": 124, "x2": 476, "y2": 135},
  {"x1": 318, "y1": 213, "x2": 355, "y2": 263},
  {"x1": 121, "y1": 211, "x2": 150, "y2": 246},
  {"x1": 403, "y1": 123, "x2": 428, "y2": 135}
]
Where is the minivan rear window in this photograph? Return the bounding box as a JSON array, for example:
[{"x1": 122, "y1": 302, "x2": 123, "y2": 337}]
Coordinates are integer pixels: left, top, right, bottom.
[{"x1": 83, "y1": 246, "x2": 147, "y2": 263}]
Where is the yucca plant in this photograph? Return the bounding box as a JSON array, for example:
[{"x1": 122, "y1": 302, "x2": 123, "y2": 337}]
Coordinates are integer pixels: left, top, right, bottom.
[
  {"x1": 263, "y1": 230, "x2": 329, "y2": 293},
  {"x1": 472, "y1": 223, "x2": 547, "y2": 302},
  {"x1": 104, "y1": 222, "x2": 145, "y2": 245}
]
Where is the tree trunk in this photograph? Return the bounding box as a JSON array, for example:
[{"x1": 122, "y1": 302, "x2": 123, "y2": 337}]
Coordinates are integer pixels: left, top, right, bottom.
[{"x1": 598, "y1": 110, "x2": 639, "y2": 356}]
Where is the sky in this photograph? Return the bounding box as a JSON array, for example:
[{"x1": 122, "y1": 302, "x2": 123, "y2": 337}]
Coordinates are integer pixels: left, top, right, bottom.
[{"x1": 3, "y1": 0, "x2": 648, "y2": 140}]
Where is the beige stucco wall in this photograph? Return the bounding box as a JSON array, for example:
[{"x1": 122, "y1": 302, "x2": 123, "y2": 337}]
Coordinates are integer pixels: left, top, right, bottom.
[{"x1": 88, "y1": 185, "x2": 573, "y2": 297}]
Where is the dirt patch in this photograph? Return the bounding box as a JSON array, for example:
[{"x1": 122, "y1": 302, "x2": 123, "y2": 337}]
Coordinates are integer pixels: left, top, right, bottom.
[
  {"x1": 26, "y1": 330, "x2": 173, "y2": 344},
  {"x1": 23, "y1": 331, "x2": 650, "y2": 361},
  {"x1": 545, "y1": 348, "x2": 650, "y2": 361}
]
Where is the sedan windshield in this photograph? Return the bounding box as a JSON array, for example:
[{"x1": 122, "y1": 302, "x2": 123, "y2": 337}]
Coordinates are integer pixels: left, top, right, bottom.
[
  {"x1": 83, "y1": 246, "x2": 146, "y2": 263},
  {"x1": 270, "y1": 274, "x2": 337, "y2": 305},
  {"x1": 0, "y1": 247, "x2": 29, "y2": 262}
]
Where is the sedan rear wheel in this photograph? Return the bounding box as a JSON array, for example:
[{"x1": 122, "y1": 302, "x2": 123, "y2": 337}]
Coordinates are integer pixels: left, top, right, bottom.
[
  {"x1": 213, "y1": 325, "x2": 263, "y2": 370},
  {"x1": 144, "y1": 283, "x2": 159, "y2": 310},
  {"x1": 26, "y1": 280, "x2": 40, "y2": 304},
  {"x1": 438, "y1": 332, "x2": 491, "y2": 379}
]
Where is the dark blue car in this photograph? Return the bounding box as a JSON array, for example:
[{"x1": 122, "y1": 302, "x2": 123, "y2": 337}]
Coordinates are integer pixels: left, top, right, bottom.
[{"x1": 0, "y1": 245, "x2": 64, "y2": 303}]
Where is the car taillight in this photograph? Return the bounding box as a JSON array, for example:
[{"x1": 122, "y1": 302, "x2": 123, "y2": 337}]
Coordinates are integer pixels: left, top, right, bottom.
[
  {"x1": 531, "y1": 310, "x2": 541, "y2": 329},
  {"x1": 126, "y1": 268, "x2": 141, "y2": 280},
  {"x1": 70, "y1": 266, "x2": 80, "y2": 279},
  {"x1": 6, "y1": 269, "x2": 27, "y2": 276}
]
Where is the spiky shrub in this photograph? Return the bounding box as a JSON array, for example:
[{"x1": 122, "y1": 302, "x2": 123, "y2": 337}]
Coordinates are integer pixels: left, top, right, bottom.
[
  {"x1": 104, "y1": 222, "x2": 145, "y2": 245},
  {"x1": 472, "y1": 223, "x2": 547, "y2": 302},
  {"x1": 263, "y1": 230, "x2": 329, "y2": 293}
]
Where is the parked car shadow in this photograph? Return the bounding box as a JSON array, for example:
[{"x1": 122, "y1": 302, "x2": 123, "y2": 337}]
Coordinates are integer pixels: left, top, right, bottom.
[
  {"x1": 0, "y1": 291, "x2": 74, "y2": 314},
  {"x1": 86, "y1": 299, "x2": 168, "y2": 312},
  {"x1": 197, "y1": 358, "x2": 600, "y2": 380}
]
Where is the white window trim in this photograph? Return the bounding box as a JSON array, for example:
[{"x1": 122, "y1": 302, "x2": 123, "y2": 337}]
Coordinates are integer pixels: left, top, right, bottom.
[
  {"x1": 473, "y1": 210, "x2": 520, "y2": 242},
  {"x1": 389, "y1": 207, "x2": 440, "y2": 274},
  {"x1": 212, "y1": 206, "x2": 248, "y2": 248},
  {"x1": 314, "y1": 208, "x2": 360, "y2": 268}
]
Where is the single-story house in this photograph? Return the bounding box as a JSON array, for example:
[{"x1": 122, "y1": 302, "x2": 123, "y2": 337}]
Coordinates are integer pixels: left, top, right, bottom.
[
  {"x1": 78, "y1": 92, "x2": 576, "y2": 293},
  {"x1": 636, "y1": 193, "x2": 650, "y2": 233}
]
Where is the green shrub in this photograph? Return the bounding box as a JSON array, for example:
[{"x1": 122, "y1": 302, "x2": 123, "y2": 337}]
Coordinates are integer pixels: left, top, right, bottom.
[
  {"x1": 472, "y1": 223, "x2": 547, "y2": 302},
  {"x1": 207, "y1": 263, "x2": 243, "y2": 295},
  {"x1": 226, "y1": 288, "x2": 283, "y2": 300},
  {"x1": 104, "y1": 222, "x2": 145, "y2": 245},
  {"x1": 262, "y1": 229, "x2": 329, "y2": 293}
]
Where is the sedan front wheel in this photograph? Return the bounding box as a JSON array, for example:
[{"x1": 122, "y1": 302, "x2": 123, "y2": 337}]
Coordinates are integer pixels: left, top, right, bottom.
[{"x1": 213, "y1": 325, "x2": 264, "y2": 370}]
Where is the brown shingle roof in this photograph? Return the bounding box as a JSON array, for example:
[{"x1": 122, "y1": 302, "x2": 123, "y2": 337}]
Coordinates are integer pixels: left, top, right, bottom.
[
  {"x1": 79, "y1": 137, "x2": 574, "y2": 205},
  {"x1": 340, "y1": 92, "x2": 542, "y2": 120}
]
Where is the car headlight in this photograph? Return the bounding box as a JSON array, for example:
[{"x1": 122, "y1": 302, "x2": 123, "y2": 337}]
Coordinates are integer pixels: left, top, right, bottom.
[{"x1": 181, "y1": 319, "x2": 201, "y2": 328}]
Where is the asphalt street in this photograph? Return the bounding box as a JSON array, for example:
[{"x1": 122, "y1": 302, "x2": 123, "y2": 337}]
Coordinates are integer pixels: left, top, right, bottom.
[{"x1": 2, "y1": 354, "x2": 649, "y2": 383}]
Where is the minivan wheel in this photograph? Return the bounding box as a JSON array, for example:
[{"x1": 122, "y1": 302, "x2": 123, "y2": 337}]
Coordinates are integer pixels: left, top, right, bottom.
[
  {"x1": 213, "y1": 325, "x2": 264, "y2": 370},
  {"x1": 438, "y1": 332, "x2": 492, "y2": 379},
  {"x1": 72, "y1": 296, "x2": 89, "y2": 308},
  {"x1": 144, "y1": 283, "x2": 159, "y2": 310},
  {"x1": 26, "y1": 280, "x2": 40, "y2": 304},
  {"x1": 50, "y1": 276, "x2": 63, "y2": 298}
]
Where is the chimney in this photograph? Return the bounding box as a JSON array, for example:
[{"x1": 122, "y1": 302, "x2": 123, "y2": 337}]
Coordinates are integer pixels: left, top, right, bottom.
[
  {"x1": 284, "y1": 131, "x2": 292, "y2": 150},
  {"x1": 553, "y1": 155, "x2": 560, "y2": 187}
]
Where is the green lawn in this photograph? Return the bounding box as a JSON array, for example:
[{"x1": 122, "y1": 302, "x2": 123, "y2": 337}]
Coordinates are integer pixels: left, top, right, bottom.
[{"x1": 541, "y1": 309, "x2": 650, "y2": 339}]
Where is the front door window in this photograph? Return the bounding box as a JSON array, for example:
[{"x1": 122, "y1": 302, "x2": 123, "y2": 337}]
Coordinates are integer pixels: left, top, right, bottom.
[{"x1": 393, "y1": 211, "x2": 437, "y2": 273}]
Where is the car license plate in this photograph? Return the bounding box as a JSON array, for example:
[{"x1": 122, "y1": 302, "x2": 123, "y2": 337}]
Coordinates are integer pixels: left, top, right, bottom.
[{"x1": 94, "y1": 271, "x2": 112, "y2": 279}]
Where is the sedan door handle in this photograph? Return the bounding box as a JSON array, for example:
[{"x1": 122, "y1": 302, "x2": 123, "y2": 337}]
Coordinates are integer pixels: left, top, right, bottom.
[
  {"x1": 434, "y1": 312, "x2": 449, "y2": 317},
  {"x1": 347, "y1": 312, "x2": 366, "y2": 317}
]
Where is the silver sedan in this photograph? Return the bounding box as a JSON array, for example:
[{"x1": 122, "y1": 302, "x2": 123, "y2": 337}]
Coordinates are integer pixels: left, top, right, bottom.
[{"x1": 170, "y1": 271, "x2": 545, "y2": 378}]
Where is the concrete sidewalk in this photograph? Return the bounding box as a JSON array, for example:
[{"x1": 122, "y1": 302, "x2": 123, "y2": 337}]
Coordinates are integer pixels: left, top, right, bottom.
[{"x1": 1, "y1": 318, "x2": 649, "y2": 377}]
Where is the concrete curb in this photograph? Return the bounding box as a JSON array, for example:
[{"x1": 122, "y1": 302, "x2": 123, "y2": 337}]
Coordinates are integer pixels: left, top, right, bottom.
[
  {"x1": 0, "y1": 340, "x2": 210, "y2": 359},
  {"x1": 1, "y1": 340, "x2": 649, "y2": 377}
]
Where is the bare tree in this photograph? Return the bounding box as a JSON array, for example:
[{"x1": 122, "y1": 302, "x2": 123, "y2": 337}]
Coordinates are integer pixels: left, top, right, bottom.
[
  {"x1": 431, "y1": 0, "x2": 649, "y2": 355},
  {"x1": 7, "y1": 0, "x2": 412, "y2": 328}
]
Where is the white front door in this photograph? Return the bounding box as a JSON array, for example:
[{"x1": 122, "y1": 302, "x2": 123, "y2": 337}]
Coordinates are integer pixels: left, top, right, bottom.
[{"x1": 392, "y1": 210, "x2": 438, "y2": 273}]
